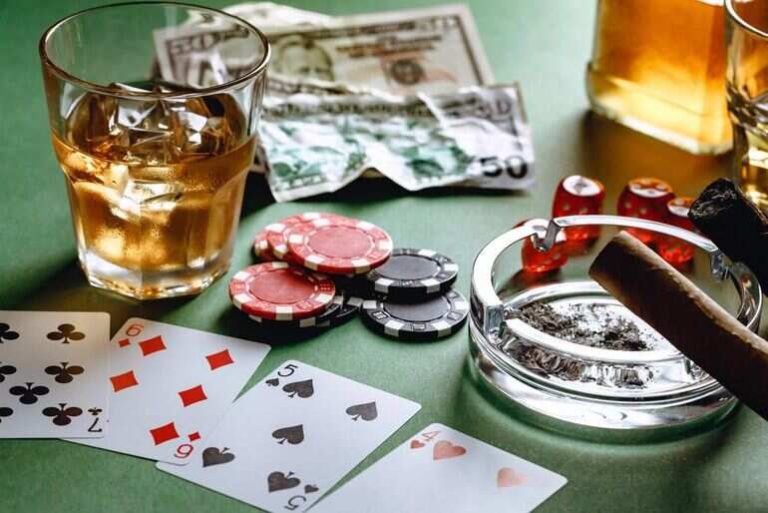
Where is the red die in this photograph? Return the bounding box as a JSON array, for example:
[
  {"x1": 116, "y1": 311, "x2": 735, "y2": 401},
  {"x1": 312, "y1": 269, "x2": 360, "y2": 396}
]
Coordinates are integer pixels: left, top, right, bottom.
[
  {"x1": 617, "y1": 177, "x2": 675, "y2": 244},
  {"x1": 552, "y1": 175, "x2": 605, "y2": 240},
  {"x1": 657, "y1": 196, "x2": 696, "y2": 266},
  {"x1": 516, "y1": 219, "x2": 568, "y2": 273}
]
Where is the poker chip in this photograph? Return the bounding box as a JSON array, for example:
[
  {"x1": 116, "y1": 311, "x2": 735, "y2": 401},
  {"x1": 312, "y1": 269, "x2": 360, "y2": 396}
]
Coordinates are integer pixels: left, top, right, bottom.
[
  {"x1": 286, "y1": 216, "x2": 393, "y2": 274},
  {"x1": 324, "y1": 294, "x2": 364, "y2": 328},
  {"x1": 265, "y1": 212, "x2": 346, "y2": 263},
  {"x1": 361, "y1": 289, "x2": 469, "y2": 341},
  {"x1": 247, "y1": 293, "x2": 362, "y2": 330},
  {"x1": 252, "y1": 229, "x2": 275, "y2": 261},
  {"x1": 248, "y1": 293, "x2": 344, "y2": 329},
  {"x1": 229, "y1": 262, "x2": 336, "y2": 320},
  {"x1": 363, "y1": 248, "x2": 458, "y2": 301}
]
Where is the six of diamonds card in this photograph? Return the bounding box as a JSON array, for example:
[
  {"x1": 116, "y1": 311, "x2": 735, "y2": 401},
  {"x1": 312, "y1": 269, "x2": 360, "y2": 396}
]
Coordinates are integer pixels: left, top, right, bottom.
[
  {"x1": 0, "y1": 311, "x2": 110, "y2": 438},
  {"x1": 158, "y1": 360, "x2": 422, "y2": 513},
  {"x1": 71, "y1": 318, "x2": 271, "y2": 464}
]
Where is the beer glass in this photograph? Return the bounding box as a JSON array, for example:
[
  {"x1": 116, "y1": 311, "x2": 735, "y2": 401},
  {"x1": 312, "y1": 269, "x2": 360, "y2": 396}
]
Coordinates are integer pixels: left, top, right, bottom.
[
  {"x1": 39, "y1": 3, "x2": 269, "y2": 299},
  {"x1": 587, "y1": 0, "x2": 731, "y2": 155},
  {"x1": 726, "y1": 0, "x2": 768, "y2": 210}
]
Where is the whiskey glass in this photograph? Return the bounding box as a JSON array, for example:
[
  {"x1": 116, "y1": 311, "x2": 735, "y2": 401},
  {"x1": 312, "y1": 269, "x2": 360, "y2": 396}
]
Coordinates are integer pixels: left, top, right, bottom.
[{"x1": 39, "y1": 2, "x2": 269, "y2": 299}]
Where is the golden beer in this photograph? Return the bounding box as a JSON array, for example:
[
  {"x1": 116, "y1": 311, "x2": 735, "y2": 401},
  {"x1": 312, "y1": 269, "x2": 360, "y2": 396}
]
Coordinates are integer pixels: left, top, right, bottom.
[{"x1": 587, "y1": 0, "x2": 731, "y2": 154}]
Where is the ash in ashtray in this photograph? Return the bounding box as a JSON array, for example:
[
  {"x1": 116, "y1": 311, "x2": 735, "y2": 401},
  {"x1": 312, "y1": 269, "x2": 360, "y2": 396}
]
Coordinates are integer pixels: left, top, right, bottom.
[{"x1": 512, "y1": 302, "x2": 656, "y2": 351}]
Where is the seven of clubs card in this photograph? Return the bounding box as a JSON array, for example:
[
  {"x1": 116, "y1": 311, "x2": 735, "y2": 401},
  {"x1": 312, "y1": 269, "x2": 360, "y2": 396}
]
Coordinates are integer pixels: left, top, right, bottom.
[
  {"x1": 0, "y1": 311, "x2": 110, "y2": 439},
  {"x1": 313, "y1": 423, "x2": 567, "y2": 513},
  {"x1": 72, "y1": 318, "x2": 270, "y2": 465},
  {"x1": 158, "y1": 360, "x2": 421, "y2": 513}
]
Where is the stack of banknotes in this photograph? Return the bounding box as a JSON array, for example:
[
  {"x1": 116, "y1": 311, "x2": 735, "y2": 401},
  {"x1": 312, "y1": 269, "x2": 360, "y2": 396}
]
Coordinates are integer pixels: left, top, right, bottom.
[{"x1": 154, "y1": 2, "x2": 535, "y2": 201}]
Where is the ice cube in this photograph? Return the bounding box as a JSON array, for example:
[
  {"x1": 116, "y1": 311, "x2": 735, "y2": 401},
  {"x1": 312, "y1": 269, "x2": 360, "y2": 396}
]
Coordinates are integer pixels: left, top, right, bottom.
[{"x1": 169, "y1": 104, "x2": 233, "y2": 158}]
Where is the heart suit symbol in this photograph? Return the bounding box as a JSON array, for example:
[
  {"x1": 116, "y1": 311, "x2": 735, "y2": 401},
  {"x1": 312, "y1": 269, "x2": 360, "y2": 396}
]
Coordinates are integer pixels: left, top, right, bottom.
[
  {"x1": 433, "y1": 440, "x2": 466, "y2": 460},
  {"x1": 497, "y1": 467, "x2": 527, "y2": 487}
]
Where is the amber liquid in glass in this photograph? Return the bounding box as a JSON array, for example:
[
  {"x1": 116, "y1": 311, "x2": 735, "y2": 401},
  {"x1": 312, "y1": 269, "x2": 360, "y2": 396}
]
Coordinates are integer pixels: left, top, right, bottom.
[
  {"x1": 51, "y1": 85, "x2": 254, "y2": 299},
  {"x1": 587, "y1": 0, "x2": 731, "y2": 154}
]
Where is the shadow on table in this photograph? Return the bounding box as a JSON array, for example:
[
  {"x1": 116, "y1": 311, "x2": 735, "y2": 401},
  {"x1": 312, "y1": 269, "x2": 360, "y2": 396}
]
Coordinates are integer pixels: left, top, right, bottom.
[
  {"x1": 5, "y1": 258, "x2": 195, "y2": 334},
  {"x1": 574, "y1": 111, "x2": 730, "y2": 199},
  {"x1": 240, "y1": 165, "x2": 527, "y2": 215}
]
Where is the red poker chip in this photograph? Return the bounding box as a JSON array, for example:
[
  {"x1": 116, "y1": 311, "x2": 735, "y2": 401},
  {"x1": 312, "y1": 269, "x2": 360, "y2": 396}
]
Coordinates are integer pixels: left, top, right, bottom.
[
  {"x1": 252, "y1": 229, "x2": 275, "y2": 261},
  {"x1": 286, "y1": 216, "x2": 393, "y2": 275},
  {"x1": 229, "y1": 262, "x2": 336, "y2": 320},
  {"x1": 265, "y1": 213, "x2": 346, "y2": 264}
]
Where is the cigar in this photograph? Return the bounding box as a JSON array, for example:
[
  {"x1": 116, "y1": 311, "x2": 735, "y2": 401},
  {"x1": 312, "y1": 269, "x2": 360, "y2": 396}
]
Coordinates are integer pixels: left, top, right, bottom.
[
  {"x1": 689, "y1": 178, "x2": 768, "y2": 290},
  {"x1": 589, "y1": 232, "x2": 768, "y2": 421}
]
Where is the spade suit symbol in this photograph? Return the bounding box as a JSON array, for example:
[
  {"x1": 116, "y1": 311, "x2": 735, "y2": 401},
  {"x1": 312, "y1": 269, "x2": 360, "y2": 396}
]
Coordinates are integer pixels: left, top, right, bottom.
[
  {"x1": 266, "y1": 378, "x2": 280, "y2": 387},
  {"x1": 272, "y1": 424, "x2": 305, "y2": 445},
  {"x1": 267, "y1": 471, "x2": 301, "y2": 493},
  {"x1": 345, "y1": 402, "x2": 378, "y2": 421},
  {"x1": 202, "y1": 447, "x2": 235, "y2": 467},
  {"x1": 282, "y1": 379, "x2": 314, "y2": 398}
]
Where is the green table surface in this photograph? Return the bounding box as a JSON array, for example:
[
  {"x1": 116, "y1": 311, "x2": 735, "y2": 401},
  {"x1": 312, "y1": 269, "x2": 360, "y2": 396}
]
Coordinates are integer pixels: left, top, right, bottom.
[{"x1": 2, "y1": 1, "x2": 766, "y2": 512}]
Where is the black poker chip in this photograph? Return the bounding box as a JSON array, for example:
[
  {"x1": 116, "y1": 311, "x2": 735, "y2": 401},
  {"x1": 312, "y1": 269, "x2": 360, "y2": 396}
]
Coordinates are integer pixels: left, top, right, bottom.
[
  {"x1": 361, "y1": 289, "x2": 469, "y2": 341},
  {"x1": 315, "y1": 294, "x2": 364, "y2": 329},
  {"x1": 363, "y1": 248, "x2": 459, "y2": 301}
]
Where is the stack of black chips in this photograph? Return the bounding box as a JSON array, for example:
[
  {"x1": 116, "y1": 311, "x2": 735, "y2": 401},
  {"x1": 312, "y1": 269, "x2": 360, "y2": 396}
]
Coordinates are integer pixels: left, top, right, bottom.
[{"x1": 356, "y1": 248, "x2": 468, "y2": 341}]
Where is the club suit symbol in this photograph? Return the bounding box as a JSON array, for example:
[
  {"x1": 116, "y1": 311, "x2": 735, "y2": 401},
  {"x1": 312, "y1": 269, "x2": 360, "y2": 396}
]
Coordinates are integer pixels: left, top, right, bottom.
[
  {"x1": 202, "y1": 447, "x2": 235, "y2": 467},
  {"x1": 42, "y1": 403, "x2": 83, "y2": 426},
  {"x1": 282, "y1": 379, "x2": 314, "y2": 398},
  {"x1": 345, "y1": 402, "x2": 378, "y2": 421},
  {"x1": 272, "y1": 425, "x2": 304, "y2": 445},
  {"x1": 45, "y1": 362, "x2": 84, "y2": 384},
  {"x1": 0, "y1": 363, "x2": 16, "y2": 383},
  {"x1": 9, "y1": 382, "x2": 50, "y2": 404},
  {"x1": 46, "y1": 324, "x2": 85, "y2": 344},
  {"x1": 0, "y1": 407, "x2": 13, "y2": 423},
  {"x1": 267, "y1": 471, "x2": 301, "y2": 493},
  {"x1": 0, "y1": 323, "x2": 19, "y2": 343}
]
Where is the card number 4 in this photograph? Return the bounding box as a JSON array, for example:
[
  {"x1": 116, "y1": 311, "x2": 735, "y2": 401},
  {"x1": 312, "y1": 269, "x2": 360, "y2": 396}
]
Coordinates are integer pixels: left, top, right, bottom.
[{"x1": 410, "y1": 430, "x2": 441, "y2": 449}]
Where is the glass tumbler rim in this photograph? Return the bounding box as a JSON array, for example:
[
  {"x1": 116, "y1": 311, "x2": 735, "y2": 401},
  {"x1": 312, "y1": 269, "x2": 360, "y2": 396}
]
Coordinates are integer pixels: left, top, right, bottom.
[
  {"x1": 726, "y1": 0, "x2": 768, "y2": 41},
  {"x1": 38, "y1": 0, "x2": 271, "y2": 101}
]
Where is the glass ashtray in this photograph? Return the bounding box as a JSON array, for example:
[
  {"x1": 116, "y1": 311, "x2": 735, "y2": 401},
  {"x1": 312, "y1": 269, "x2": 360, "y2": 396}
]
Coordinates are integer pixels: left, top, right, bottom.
[{"x1": 469, "y1": 215, "x2": 762, "y2": 441}]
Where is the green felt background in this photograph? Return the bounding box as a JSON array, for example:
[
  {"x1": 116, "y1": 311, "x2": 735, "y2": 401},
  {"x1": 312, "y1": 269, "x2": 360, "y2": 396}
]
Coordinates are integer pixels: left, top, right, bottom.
[{"x1": 1, "y1": 1, "x2": 764, "y2": 512}]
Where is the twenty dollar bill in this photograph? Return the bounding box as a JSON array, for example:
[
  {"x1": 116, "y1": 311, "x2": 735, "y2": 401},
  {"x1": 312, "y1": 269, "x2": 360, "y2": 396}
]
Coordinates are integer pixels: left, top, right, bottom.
[{"x1": 158, "y1": 3, "x2": 494, "y2": 95}]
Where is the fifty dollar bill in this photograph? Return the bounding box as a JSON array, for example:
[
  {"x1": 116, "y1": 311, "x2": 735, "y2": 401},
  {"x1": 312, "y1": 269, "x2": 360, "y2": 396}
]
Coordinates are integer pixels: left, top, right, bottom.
[{"x1": 259, "y1": 84, "x2": 534, "y2": 202}]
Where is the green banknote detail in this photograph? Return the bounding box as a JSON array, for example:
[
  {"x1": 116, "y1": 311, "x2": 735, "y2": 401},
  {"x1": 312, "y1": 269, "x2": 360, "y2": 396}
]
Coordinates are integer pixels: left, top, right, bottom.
[{"x1": 260, "y1": 85, "x2": 534, "y2": 201}]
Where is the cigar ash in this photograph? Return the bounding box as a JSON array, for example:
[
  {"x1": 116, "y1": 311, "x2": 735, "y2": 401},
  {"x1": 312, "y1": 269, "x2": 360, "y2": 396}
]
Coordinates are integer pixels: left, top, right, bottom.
[
  {"x1": 505, "y1": 301, "x2": 674, "y2": 388},
  {"x1": 513, "y1": 302, "x2": 664, "y2": 351}
]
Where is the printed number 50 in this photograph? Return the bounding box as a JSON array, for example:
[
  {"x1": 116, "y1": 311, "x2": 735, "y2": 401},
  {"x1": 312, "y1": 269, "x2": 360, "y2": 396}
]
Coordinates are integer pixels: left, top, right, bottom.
[{"x1": 479, "y1": 156, "x2": 527, "y2": 179}]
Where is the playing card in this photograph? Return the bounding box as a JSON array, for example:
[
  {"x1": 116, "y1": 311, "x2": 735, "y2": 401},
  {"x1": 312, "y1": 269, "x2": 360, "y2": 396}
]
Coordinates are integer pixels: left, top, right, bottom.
[
  {"x1": 0, "y1": 311, "x2": 110, "y2": 439},
  {"x1": 312, "y1": 423, "x2": 567, "y2": 513},
  {"x1": 157, "y1": 360, "x2": 421, "y2": 513},
  {"x1": 71, "y1": 318, "x2": 270, "y2": 464}
]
